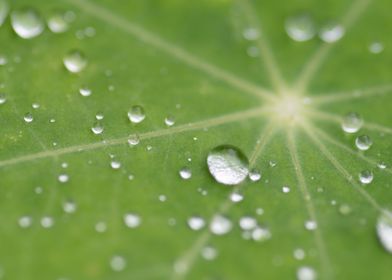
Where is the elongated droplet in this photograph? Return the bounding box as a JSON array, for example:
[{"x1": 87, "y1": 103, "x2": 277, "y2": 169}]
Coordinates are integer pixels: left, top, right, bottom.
[
  {"x1": 128, "y1": 105, "x2": 145, "y2": 124},
  {"x1": 11, "y1": 8, "x2": 44, "y2": 39},
  {"x1": 285, "y1": 14, "x2": 316, "y2": 42},
  {"x1": 63, "y1": 50, "x2": 87, "y2": 73},
  {"x1": 376, "y1": 211, "x2": 392, "y2": 254},
  {"x1": 207, "y1": 145, "x2": 249, "y2": 185},
  {"x1": 355, "y1": 135, "x2": 372, "y2": 151},
  {"x1": 341, "y1": 112, "x2": 363, "y2": 133},
  {"x1": 0, "y1": 0, "x2": 9, "y2": 26}
]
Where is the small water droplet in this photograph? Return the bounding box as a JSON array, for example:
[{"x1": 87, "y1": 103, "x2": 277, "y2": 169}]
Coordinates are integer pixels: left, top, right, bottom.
[
  {"x1": 11, "y1": 8, "x2": 44, "y2": 39},
  {"x1": 0, "y1": 0, "x2": 9, "y2": 27},
  {"x1": 23, "y1": 113, "x2": 33, "y2": 123},
  {"x1": 32, "y1": 103, "x2": 40, "y2": 109},
  {"x1": 40, "y1": 216, "x2": 54, "y2": 228},
  {"x1": 249, "y1": 169, "x2": 261, "y2": 182},
  {"x1": 304, "y1": 220, "x2": 317, "y2": 231},
  {"x1": 339, "y1": 204, "x2": 351, "y2": 215},
  {"x1": 293, "y1": 248, "x2": 305, "y2": 260},
  {"x1": 110, "y1": 255, "x2": 126, "y2": 272},
  {"x1": 377, "y1": 162, "x2": 387, "y2": 170},
  {"x1": 341, "y1": 112, "x2": 363, "y2": 133},
  {"x1": 123, "y1": 213, "x2": 141, "y2": 228},
  {"x1": 79, "y1": 87, "x2": 92, "y2": 97},
  {"x1": 128, "y1": 105, "x2": 145, "y2": 124},
  {"x1": 285, "y1": 14, "x2": 316, "y2": 42},
  {"x1": 95, "y1": 221, "x2": 107, "y2": 233},
  {"x1": 47, "y1": 11, "x2": 69, "y2": 33},
  {"x1": 251, "y1": 226, "x2": 271, "y2": 242},
  {"x1": 243, "y1": 27, "x2": 260, "y2": 41},
  {"x1": 297, "y1": 266, "x2": 316, "y2": 280},
  {"x1": 164, "y1": 115, "x2": 176, "y2": 127},
  {"x1": 355, "y1": 135, "x2": 373, "y2": 151},
  {"x1": 128, "y1": 134, "x2": 140, "y2": 146},
  {"x1": 319, "y1": 22, "x2": 345, "y2": 43},
  {"x1": 18, "y1": 215, "x2": 33, "y2": 228},
  {"x1": 91, "y1": 122, "x2": 104, "y2": 135},
  {"x1": 0, "y1": 93, "x2": 6, "y2": 105},
  {"x1": 369, "y1": 42, "x2": 384, "y2": 54},
  {"x1": 239, "y1": 216, "x2": 257, "y2": 231},
  {"x1": 207, "y1": 145, "x2": 249, "y2": 186},
  {"x1": 376, "y1": 211, "x2": 392, "y2": 254},
  {"x1": 58, "y1": 173, "x2": 69, "y2": 183},
  {"x1": 110, "y1": 160, "x2": 121, "y2": 170},
  {"x1": 282, "y1": 186, "x2": 290, "y2": 193},
  {"x1": 187, "y1": 216, "x2": 205, "y2": 231},
  {"x1": 210, "y1": 215, "x2": 232, "y2": 235},
  {"x1": 229, "y1": 192, "x2": 243, "y2": 203},
  {"x1": 179, "y1": 167, "x2": 192, "y2": 180},
  {"x1": 62, "y1": 199, "x2": 77, "y2": 213},
  {"x1": 201, "y1": 245, "x2": 218, "y2": 261},
  {"x1": 359, "y1": 170, "x2": 373, "y2": 184},
  {"x1": 63, "y1": 50, "x2": 87, "y2": 73}
]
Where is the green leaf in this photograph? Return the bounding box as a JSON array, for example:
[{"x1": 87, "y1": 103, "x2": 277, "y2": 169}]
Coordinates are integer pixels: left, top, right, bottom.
[{"x1": 0, "y1": 0, "x2": 391, "y2": 279}]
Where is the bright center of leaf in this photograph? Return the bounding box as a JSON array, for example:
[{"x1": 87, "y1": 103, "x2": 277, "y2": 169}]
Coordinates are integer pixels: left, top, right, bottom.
[{"x1": 270, "y1": 93, "x2": 305, "y2": 126}]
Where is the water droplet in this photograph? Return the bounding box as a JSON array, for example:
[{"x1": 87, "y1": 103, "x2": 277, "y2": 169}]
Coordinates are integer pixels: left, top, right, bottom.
[
  {"x1": 158, "y1": 194, "x2": 167, "y2": 202},
  {"x1": 376, "y1": 211, "x2": 392, "y2": 254},
  {"x1": 210, "y1": 215, "x2": 232, "y2": 235},
  {"x1": 11, "y1": 8, "x2": 44, "y2": 39},
  {"x1": 79, "y1": 87, "x2": 92, "y2": 97},
  {"x1": 229, "y1": 192, "x2": 243, "y2": 203},
  {"x1": 282, "y1": 185, "x2": 291, "y2": 193},
  {"x1": 40, "y1": 216, "x2": 54, "y2": 228},
  {"x1": 23, "y1": 113, "x2": 33, "y2": 123},
  {"x1": 63, "y1": 199, "x2": 77, "y2": 213},
  {"x1": 297, "y1": 266, "x2": 316, "y2": 280},
  {"x1": 249, "y1": 169, "x2": 261, "y2": 182},
  {"x1": 369, "y1": 42, "x2": 384, "y2": 54},
  {"x1": 128, "y1": 105, "x2": 145, "y2": 124},
  {"x1": 201, "y1": 246, "x2": 218, "y2": 261},
  {"x1": 32, "y1": 103, "x2": 40, "y2": 109},
  {"x1": 47, "y1": 11, "x2": 69, "y2": 33},
  {"x1": 187, "y1": 216, "x2": 205, "y2": 231},
  {"x1": 377, "y1": 162, "x2": 387, "y2": 170},
  {"x1": 0, "y1": 0, "x2": 9, "y2": 27},
  {"x1": 293, "y1": 248, "x2": 305, "y2": 260},
  {"x1": 58, "y1": 174, "x2": 69, "y2": 183},
  {"x1": 18, "y1": 216, "x2": 33, "y2": 228},
  {"x1": 304, "y1": 220, "x2": 317, "y2": 231},
  {"x1": 179, "y1": 167, "x2": 192, "y2": 180},
  {"x1": 319, "y1": 22, "x2": 345, "y2": 43},
  {"x1": 359, "y1": 170, "x2": 373, "y2": 184},
  {"x1": 339, "y1": 204, "x2": 351, "y2": 215},
  {"x1": 243, "y1": 27, "x2": 260, "y2": 41},
  {"x1": 207, "y1": 145, "x2": 249, "y2": 186},
  {"x1": 91, "y1": 122, "x2": 104, "y2": 135},
  {"x1": 63, "y1": 50, "x2": 87, "y2": 73},
  {"x1": 355, "y1": 135, "x2": 373, "y2": 151},
  {"x1": 128, "y1": 134, "x2": 140, "y2": 146},
  {"x1": 341, "y1": 112, "x2": 363, "y2": 133},
  {"x1": 95, "y1": 221, "x2": 107, "y2": 233},
  {"x1": 123, "y1": 213, "x2": 141, "y2": 228},
  {"x1": 0, "y1": 93, "x2": 6, "y2": 105},
  {"x1": 251, "y1": 226, "x2": 271, "y2": 242},
  {"x1": 110, "y1": 160, "x2": 121, "y2": 170},
  {"x1": 110, "y1": 255, "x2": 126, "y2": 272},
  {"x1": 164, "y1": 115, "x2": 175, "y2": 127},
  {"x1": 239, "y1": 216, "x2": 257, "y2": 231},
  {"x1": 285, "y1": 14, "x2": 316, "y2": 42}
]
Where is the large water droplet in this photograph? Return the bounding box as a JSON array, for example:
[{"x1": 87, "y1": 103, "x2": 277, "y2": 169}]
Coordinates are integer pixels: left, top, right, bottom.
[
  {"x1": 285, "y1": 14, "x2": 316, "y2": 42},
  {"x1": 319, "y1": 22, "x2": 345, "y2": 43},
  {"x1": 63, "y1": 50, "x2": 87, "y2": 73},
  {"x1": 210, "y1": 215, "x2": 232, "y2": 235},
  {"x1": 355, "y1": 135, "x2": 372, "y2": 151},
  {"x1": 341, "y1": 112, "x2": 363, "y2": 133},
  {"x1": 376, "y1": 211, "x2": 392, "y2": 254},
  {"x1": 128, "y1": 105, "x2": 145, "y2": 124},
  {"x1": 11, "y1": 8, "x2": 44, "y2": 39},
  {"x1": 207, "y1": 145, "x2": 249, "y2": 185},
  {"x1": 359, "y1": 170, "x2": 373, "y2": 184},
  {"x1": 0, "y1": 0, "x2": 9, "y2": 27}
]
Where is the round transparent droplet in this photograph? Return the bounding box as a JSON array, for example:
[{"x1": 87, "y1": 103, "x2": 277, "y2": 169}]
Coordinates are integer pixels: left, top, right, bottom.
[
  {"x1": 128, "y1": 134, "x2": 140, "y2": 146},
  {"x1": 187, "y1": 216, "x2": 205, "y2": 231},
  {"x1": 18, "y1": 215, "x2": 33, "y2": 228},
  {"x1": 91, "y1": 122, "x2": 104, "y2": 135},
  {"x1": 341, "y1": 112, "x2": 363, "y2": 133},
  {"x1": 319, "y1": 22, "x2": 345, "y2": 43},
  {"x1": 297, "y1": 266, "x2": 317, "y2": 280},
  {"x1": 164, "y1": 115, "x2": 175, "y2": 127},
  {"x1": 23, "y1": 113, "x2": 33, "y2": 123},
  {"x1": 128, "y1": 105, "x2": 145, "y2": 124},
  {"x1": 110, "y1": 255, "x2": 126, "y2": 272},
  {"x1": 355, "y1": 135, "x2": 372, "y2": 151},
  {"x1": 63, "y1": 50, "x2": 87, "y2": 73},
  {"x1": 282, "y1": 185, "x2": 290, "y2": 193},
  {"x1": 377, "y1": 162, "x2": 387, "y2": 170},
  {"x1": 304, "y1": 220, "x2": 317, "y2": 231},
  {"x1": 239, "y1": 216, "x2": 257, "y2": 231},
  {"x1": 79, "y1": 87, "x2": 91, "y2": 97},
  {"x1": 249, "y1": 169, "x2": 261, "y2": 182},
  {"x1": 40, "y1": 216, "x2": 54, "y2": 228},
  {"x1": 285, "y1": 14, "x2": 316, "y2": 42},
  {"x1": 242, "y1": 27, "x2": 260, "y2": 41},
  {"x1": 359, "y1": 170, "x2": 373, "y2": 184},
  {"x1": 0, "y1": 93, "x2": 6, "y2": 105},
  {"x1": 123, "y1": 213, "x2": 141, "y2": 228},
  {"x1": 293, "y1": 248, "x2": 305, "y2": 260},
  {"x1": 369, "y1": 42, "x2": 384, "y2": 54},
  {"x1": 110, "y1": 160, "x2": 121, "y2": 170},
  {"x1": 201, "y1": 246, "x2": 218, "y2": 261},
  {"x1": 179, "y1": 167, "x2": 192, "y2": 180},
  {"x1": 376, "y1": 211, "x2": 392, "y2": 254},
  {"x1": 207, "y1": 145, "x2": 249, "y2": 186},
  {"x1": 47, "y1": 11, "x2": 69, "y2": 33},
  {"x1": 210, "y1": 215, "x2": 232, "y2": 235},
  {"x1": 11, "y1": 8, "x2": 44, "y2": 39},
  {"x1": 229, "y1": 192, "x2": 243, "y2": 203},
  {"x1": 63, "y1": 199, "x2": 77, "y2": 213},
  {"x1": 251, "y1": 226, "x2": 271, "y2": 242},
  {"x1": 58, "y1": 173, "x2": 69, "y2": 183},
  {"x1": 0, "y1": 0, "x2": 9, "y2": 27}
]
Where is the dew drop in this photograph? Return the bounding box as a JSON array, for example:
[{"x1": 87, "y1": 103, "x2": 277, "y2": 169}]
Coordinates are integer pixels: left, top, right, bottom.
[
  {"x1": 359, "y1": 170, "x2": 373, "y2": 184},
  {"x1": 128, "y1": 105, "x2": 145, "y2": 124},
  {"x1": 95, "y1": 112, "x2": 104, "y2": 120},
  {"x1": 369, "y1": 42, "x2": 384, "y2": 54},
  {"x1": 63, "y1": 50, "x2": 87, "y2": 73},
  {"x1": 110, "y1": 255, "x2": 126, "y2": 272},
  {"x1": 63, "y1": 199, "x2": 77, "y2": 214},
  {"x1": 229, "y1": 192, "x2": 243, "y2": 203},
  {"x1": 110, "y1": 160, "x2": 121, "y2": 170},
  {"x1": 339, "y1": 204, "x2": 351, "y2": 215},
  {"x1": 18, "y1": 215, "x2": 33, "y2": 228},
  {"x1": 201, "y1": 246, "x2": 218, "y2": 261},
  {"x1": 187, "y1": 216, "x2": 205, "y2": 231},
  {"x1": 164, "y1": 115, "x2": 175, "y2": 127},
  {"x1": 297, "y1": 266, "x2": 317, "y2": 280},
  {"x1": 207, "y1": 145, "x2": 249, "y2": 186},
  {"x1": 355, "y1": 135, "x2": 372, "y2": 151},
  {"x1": 58, "y1": 173, "x2": 69, "y2": 183},
  {"x1": 239, "y1": 216, "x2": 257, "y2": 231},
  {"x1": 210, "y1": 215, "x2": 232, "y2": 235},
  {"x1": 341, "y1": 112, "x2": 363, "y2": 133},
  {"x1": 282, "y1": 185, "x2": 291, "y2": 193},
  {"x1": 249, "y1": 169, "x2": 261, "y2": 182},
  {"x1": 0, "y1": 93, "x2": 6, "y2": 105},
  {"x1": 304, "y1": 220, "x2": 317, "y2": 231},
  {"x1": 95, "y1": 221, "x2": 107, "y2": 233},
  {"x1": 79, "y1": 87, "x2": 92, "y2": 97},
  {"x1": 91, "y1": 122, "x2": 104, "y2": 135},
  {"x1": 128, "y1": 134, "x2": 140, "y2": 146},
  {"x1": 243, "y1": 27, "x2": 260, "y2": 41},
  {"x1": 377, "y1": 162, "x2": 387, "y2": 170},
  {"x1": 376, "y1": 211, "x2": 392, "y2": 254},
  {"x1": 40, "y1": 216, "x2": 54, "y2": 228},
  {"x1": 0, "y1": 55, "x2": 7, "y2": 66},
  {"x1": 319, "y1": 22, "x2": 345, "y2": 43},
  {"x1": 0, "y1": 0, "x2": 9, "y2": 27},
  {"x1": 293, "y1": 248, "x2": 306, "y2": 260},
  {"x1": 179, "y1": 167, "x2": 192, "y2": 180},
  {"x1": 47, "y1": 11, "x2": 69, "y2": 33},
  {"x1": 123, "y1": 213, "x2": 141, "y2": 228},
  {"x1": 285, "y1": 14, "x2": 316, "y2": 42},
  {"x1": 23, "y1": 113, "x2": 33, "y2": 123},
  {"x1": 11, "y1": 8, "x2": 44, "y2": 39},
  {"x1": 251, "y1": 226, "x2": 271, "y2": 242}
]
